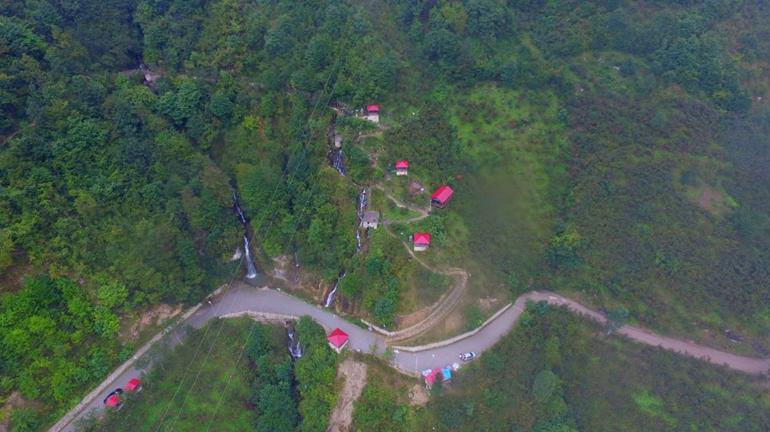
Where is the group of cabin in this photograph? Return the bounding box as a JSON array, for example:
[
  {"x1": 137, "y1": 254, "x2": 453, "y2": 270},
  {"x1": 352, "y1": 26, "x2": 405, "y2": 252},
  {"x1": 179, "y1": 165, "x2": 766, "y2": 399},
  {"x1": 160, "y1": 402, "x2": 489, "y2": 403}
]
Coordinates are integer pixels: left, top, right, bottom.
[
  {"x1": 396, "y1": 169, "x2": 454, "y2": 253},
  {"x1": 364, "y1": 104, "x2": 456, "y2": 253}
]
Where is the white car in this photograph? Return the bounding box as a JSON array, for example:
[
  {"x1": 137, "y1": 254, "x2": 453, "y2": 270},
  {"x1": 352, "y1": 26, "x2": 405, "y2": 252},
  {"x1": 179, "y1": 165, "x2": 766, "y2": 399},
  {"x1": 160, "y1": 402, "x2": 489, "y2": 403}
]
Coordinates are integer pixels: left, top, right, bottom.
[{"x1": 459, "y1": 352, "x2": 476, "y2": 362}]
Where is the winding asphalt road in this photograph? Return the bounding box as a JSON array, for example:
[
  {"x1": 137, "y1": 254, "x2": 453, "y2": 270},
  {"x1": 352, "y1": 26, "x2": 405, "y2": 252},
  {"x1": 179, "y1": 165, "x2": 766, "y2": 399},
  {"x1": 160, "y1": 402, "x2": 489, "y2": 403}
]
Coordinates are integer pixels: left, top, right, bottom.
[{"x1": 52, "y1": 283, "x2": 770, "y2": 432}]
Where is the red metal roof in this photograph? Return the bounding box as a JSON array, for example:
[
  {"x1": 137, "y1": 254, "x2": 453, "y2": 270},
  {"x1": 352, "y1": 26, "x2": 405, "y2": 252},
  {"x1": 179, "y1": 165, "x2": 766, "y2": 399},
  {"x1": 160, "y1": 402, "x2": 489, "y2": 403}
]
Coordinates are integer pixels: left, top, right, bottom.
[
  {"x1": 413, "y1": 232, "x2": 431, "y2": 245},
  {"x1": 327, "y1": 328, "x2": 349, "y2": 348},
  {"x1": 395, "y1": 160, "x2": 409, "y2": 169},
  {"x1": 431, "y1": 185, "x2": 454, "y2": 203},
  {"x1": 105, "y1": 394, "x2": 120, "y2": 407},
  {"x1": 366, "y1": 104, "x2": 380, "y2": 113},
  {"x1": 126, "y1": 378, "x2": 141, "y2": 392}
]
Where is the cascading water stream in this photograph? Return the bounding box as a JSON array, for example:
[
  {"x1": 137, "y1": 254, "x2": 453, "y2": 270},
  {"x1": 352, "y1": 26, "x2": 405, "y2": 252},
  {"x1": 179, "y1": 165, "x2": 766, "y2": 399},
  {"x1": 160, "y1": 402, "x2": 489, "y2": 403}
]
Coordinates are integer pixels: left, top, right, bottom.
[
  {"x1": 233, "y1": 191, "x2": 258, "y2": 279},
  {"x1": 357, "y1": 188, "x2": 367, "y2": 218},
  {"x1": 233, "y1": 192, "x2": 247, "y2": 224},
  {"x1": 287, "y1": 324, "x2": 303, "y2": 358},
  {"x1": 331, "y1": 148, "x2": 346, "y2": 176},
  {"x1": 324, "y1": 271, "x2": 346, "y2": 308},
  {"x1": 243, "y1": 236, "x2": 258, "y2": 279},
  {"x1": 354, "y1": 188, "x2": 367, "y2": 252}
]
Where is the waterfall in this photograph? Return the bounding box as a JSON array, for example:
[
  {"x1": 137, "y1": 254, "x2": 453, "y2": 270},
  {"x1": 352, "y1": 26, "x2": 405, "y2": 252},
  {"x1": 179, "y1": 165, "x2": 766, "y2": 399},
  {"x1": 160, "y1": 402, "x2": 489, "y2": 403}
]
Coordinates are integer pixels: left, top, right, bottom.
[
  {"x1": 324, "y1": 282, "x2": 338, "y2": 308},
  {"x1": 289, "y1": 341, "x2": 303, "y2": 358},
  {"x1": 354, "y1": 188, "x2": 367, "y2": 253},
  {"x1": 331, "y1": 148, "x2": 346, "y2": 176},
  {"x1": 233, "y1": 193, "x2": 247, "y2": 225},
  {"x1": 324, "y1": 272, "x2": 346, "y2": 308},
  {"x1": 230, "y1": 247, "x2": 243, "y2": 261},
  {"x1": 287, "y1": 325, "x2": 303, "y2": 358},
  {"x1": 243, "y1": 236, "x2": 258, "y2": 279},
  {"x1": 357, "y1": 188, "x2": 367, "y2": 220},
  {"x1": 233, "y1": 192, "x2": 257, "y2": 279}
]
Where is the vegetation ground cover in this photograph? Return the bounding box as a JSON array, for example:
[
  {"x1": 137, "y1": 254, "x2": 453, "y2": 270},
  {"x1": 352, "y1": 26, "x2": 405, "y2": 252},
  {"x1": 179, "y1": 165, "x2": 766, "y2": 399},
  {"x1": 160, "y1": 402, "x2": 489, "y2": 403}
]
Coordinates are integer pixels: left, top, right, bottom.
[
  {"x1": 1, "y1": 0, "x2": 769, "y2": 427},
  {"x1": 354, "y1": 303, "x2": 770, "y2": 431},
  {"x1": 84, "y1": 316, "x2": 338, "y2": 432},
  {"x1": 85, "y1": 319, "x2": 257, "y2": 431}
]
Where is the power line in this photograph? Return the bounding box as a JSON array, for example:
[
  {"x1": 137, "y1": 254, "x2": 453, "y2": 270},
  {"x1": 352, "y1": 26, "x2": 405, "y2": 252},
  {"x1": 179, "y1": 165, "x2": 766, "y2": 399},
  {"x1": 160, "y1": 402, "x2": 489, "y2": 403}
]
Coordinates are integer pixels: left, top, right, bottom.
[
  {"x1": 160, "y1": 50, "x2": 346, "y2": 432},
  {"x1": 203, "y1": 49, "x2": 348, "y2": 432}
]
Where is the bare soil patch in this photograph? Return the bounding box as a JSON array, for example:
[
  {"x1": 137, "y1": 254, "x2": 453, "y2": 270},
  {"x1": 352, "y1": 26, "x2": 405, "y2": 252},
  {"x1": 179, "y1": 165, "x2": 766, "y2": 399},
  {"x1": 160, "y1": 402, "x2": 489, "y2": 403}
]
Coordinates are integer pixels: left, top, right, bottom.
[
  {"x1": 120, "y1": 303, "x2": 183, "y2": 343},
  {"x1": 267, "y1": 254, "x2": 329, "y2": 303},
  {"x1": 408, "y1": 384, "x2": 429, "y2": 406},
  {"x1": 327, "y1": 358, "x2": 368, "y2": 432},
  {"x1": 0, "y1": 392, "x2": 33, "y2": 432},
  {"x1": 478, "y1": 296, "x2": 501, "y2": 312},
  {"x1": 271, "y1": 255, "x2": 292, "y2": 283},
  {"x1": 396, "y1": 304, "x2": 433, "y2": 329},
  {"x1": 687, "y1": 184, "x2": 735, "y2": 217}
]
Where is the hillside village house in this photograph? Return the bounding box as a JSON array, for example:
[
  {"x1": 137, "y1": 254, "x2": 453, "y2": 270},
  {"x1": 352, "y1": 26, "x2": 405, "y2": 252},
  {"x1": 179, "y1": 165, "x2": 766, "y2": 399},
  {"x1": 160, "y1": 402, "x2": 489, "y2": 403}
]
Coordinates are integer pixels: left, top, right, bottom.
[
  {"x1": 431, "y1": 185, "x2": 454, "y2": 208},
  {"x1": 395, "y1": 160, "x2": 409, "y2": 176},
  {"x1": 364, "y1": 104, "x2": 380, "y2": 123},
  {"x1": 361, "y1": 211, "x2": 380, "y2": 229},
  {"x1": 327, "y1": 328, "x2": 349, "y2": 353},
  {"x1": 413, "y1": 232, "x2": 431, "y2": 251}
]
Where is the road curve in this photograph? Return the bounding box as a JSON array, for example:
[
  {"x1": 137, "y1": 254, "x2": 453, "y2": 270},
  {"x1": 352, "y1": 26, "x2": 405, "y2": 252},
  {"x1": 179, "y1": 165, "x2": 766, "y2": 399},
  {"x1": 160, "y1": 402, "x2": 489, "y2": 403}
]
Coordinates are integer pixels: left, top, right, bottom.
[{"x1": 52, "y1": 284, "x2": 770, "y2": 432}]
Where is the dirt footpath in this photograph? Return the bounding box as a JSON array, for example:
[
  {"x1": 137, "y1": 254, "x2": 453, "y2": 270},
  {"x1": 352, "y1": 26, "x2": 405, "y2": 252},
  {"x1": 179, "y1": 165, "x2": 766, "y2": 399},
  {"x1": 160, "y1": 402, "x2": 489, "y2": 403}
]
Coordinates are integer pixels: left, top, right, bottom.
[{"x1": 327, "y1": 359, "x2": 368, "y2": 432}]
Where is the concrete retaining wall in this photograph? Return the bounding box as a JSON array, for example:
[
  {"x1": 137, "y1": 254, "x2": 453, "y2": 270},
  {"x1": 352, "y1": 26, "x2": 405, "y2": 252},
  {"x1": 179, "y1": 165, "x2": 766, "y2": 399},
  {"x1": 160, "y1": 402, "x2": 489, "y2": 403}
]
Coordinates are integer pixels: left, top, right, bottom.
[
  {"x1": 392, "y1": 303, "x2": 513, "y2": 353},
  {"x1": 219, "y1": 311, "x2": 299, "y2": 323}
]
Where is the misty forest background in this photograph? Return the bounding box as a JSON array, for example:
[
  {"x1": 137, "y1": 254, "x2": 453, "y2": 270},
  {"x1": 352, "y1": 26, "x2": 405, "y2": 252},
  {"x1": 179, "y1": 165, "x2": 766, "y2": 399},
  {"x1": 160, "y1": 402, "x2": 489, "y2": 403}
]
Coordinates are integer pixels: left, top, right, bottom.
[{"x1": 1, "y1": 0, "x2": 769, "y2": 430}]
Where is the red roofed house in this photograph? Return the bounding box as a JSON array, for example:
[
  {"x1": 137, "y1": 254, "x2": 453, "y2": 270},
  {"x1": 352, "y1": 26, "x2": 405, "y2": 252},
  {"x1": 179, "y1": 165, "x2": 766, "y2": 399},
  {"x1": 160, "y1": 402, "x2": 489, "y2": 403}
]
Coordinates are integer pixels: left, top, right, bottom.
[
  {"x1": 327, "y1": 328, "x2": 349, "y2": 353},
  {"x1": 395, "y1": 160, "x2": 409, "y2": 176},
  {"x1": 431, "y1": 185, "x2": 454, "y2": 208},
  {"x1": 365, "y1": 104, "x2": 380, "y2": 123},
  {"x1": 126, "y1": 378, "x2": 142, "y2": 392},
  {"x1": 413, "y1": 232, "x2": 431, "y2": 252}
]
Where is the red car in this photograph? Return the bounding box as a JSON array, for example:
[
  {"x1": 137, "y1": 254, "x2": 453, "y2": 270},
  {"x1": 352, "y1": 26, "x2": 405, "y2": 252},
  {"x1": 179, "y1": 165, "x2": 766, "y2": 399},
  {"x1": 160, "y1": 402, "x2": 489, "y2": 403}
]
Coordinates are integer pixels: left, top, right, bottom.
[
  {"x1": 103, "y1": 388, "x2": 124, "y2": 409},
  {"x1": 125, "y1": 378, "x2": 142, "y2": 392}
]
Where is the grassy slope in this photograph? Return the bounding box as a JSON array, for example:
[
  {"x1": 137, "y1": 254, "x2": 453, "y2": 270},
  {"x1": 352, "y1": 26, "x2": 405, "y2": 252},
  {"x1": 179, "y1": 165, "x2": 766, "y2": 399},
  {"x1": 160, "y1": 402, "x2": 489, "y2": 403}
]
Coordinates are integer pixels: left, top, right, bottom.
[
  {"x1": 88, "y1": 319, "x2": 260, "y2": 431},
  {"x1": 354, "y1": 1, "x2": 769, "y2": 349},
  {"x1": 354, "y1": 305, "x2": 770, "y2": 431}
]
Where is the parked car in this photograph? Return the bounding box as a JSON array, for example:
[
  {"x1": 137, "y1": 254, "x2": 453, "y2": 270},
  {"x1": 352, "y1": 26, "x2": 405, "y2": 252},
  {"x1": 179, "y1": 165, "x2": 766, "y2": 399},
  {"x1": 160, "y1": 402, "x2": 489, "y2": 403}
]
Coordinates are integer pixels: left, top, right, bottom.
[
  {"x1": 125, "y1": 378, "x2": 142, "y2": 392},
  {"x1": 459, "y1": 352, "x2": 476, "y2": 362},
  {"x1": 103, "y1": 388, "x2": 124, "y2": 409}
]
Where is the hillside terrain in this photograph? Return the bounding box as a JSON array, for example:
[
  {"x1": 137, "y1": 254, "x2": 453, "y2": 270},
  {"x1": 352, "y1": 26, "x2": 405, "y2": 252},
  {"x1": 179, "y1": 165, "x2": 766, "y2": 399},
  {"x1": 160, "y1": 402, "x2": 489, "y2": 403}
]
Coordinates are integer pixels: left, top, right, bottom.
[
  {"x1": 356, "y1": 304, "x2": 770, "y2": 431},
  {"x1": 1, "y1": 0, "x2": 769, "y2": 430}
]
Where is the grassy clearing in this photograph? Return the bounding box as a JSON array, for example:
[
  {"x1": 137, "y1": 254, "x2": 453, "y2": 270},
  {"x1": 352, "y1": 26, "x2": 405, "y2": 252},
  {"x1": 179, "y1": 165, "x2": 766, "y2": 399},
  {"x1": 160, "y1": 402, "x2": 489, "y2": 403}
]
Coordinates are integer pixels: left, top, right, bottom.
[
  {"x1": 395, "y1": 84, "x2": 569, "y2": 336},
  {"x1": 447, "y1": 84, "x2": 568, "y2": 280},
  {"x1": 370, "y1": 187, "x2": 423, "y2": 223}
]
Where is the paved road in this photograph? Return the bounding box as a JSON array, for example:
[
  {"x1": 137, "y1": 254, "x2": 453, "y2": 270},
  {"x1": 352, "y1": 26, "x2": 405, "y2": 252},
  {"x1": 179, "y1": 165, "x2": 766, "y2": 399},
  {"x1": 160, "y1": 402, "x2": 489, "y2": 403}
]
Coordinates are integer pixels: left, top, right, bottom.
[
  {"x1": 53, "y1": 284, "x2": 770, "y2": 431},
  {"x1": 52, "y1": 284, "x2": 387, "y2": 432}
]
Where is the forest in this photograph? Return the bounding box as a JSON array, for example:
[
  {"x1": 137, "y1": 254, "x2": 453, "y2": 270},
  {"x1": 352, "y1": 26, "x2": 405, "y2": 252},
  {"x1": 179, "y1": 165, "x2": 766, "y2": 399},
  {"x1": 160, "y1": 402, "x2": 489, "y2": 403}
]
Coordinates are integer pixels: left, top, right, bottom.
[
  {"x1": 352, "y1": 302, "x2": 770, "y2": 431},
  {"x1": 76, "y1": 317, "x2": 337, "y2": 432},
  {"x1": 1, "y1": 0, "x2": 769, "y2": 429}
]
